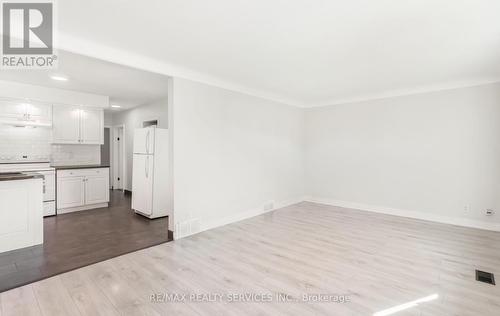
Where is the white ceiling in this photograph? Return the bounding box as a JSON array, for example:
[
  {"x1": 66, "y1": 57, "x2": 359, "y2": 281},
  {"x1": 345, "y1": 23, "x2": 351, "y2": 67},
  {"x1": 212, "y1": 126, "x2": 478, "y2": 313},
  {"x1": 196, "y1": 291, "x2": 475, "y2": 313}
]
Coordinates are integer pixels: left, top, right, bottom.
[
  {"x1": 0, "y1": 51, "x2": 170, "y2": 110},
  {"x1": 57, "y1": 0, "x2": 500, "y2": 107}
]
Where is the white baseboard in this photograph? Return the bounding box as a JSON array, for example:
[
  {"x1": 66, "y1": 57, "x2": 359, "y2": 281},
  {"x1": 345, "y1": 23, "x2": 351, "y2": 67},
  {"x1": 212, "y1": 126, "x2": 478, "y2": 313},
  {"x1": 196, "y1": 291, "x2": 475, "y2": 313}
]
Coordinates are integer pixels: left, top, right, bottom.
[
  {"x1": 305, "y1": 196, "x2": 500, "y2": 232},
  {"x1": 174, "y1": 196, "x2": 305, "y2": 239},
  {"x1": 173, "y1": 194, "x2": 500, "y2": 240}
]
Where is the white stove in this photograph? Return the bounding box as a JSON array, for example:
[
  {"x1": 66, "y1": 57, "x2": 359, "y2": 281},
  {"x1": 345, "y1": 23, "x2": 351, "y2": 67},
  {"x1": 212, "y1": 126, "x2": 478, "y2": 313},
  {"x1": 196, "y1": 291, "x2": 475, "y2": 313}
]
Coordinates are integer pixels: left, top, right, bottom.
[
  {"x1": 0, "y1": 154, "x2": 50, "y2": 163},
  {"x1": 0, "y1": 155, "x2": 56, "y2": 216}
]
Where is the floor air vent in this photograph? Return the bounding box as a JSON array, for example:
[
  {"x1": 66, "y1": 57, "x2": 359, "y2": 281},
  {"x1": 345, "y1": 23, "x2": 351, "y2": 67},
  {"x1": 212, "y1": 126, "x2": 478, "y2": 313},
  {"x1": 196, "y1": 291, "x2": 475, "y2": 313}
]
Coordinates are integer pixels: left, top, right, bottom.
[{"x1": 475, "y1": 270, "x2": 495, "y2": 285}]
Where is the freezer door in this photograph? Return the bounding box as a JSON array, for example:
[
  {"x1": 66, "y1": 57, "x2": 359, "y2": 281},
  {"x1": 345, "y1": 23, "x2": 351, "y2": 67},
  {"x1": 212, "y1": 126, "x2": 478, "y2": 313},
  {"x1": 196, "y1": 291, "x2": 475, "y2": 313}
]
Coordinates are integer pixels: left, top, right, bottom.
[
  {"x1": 131, "y1": 154, "x2": 154, "y2": 215},
  {"x1": 133, "y1": 128, "x2": 155, "y2": 154}
]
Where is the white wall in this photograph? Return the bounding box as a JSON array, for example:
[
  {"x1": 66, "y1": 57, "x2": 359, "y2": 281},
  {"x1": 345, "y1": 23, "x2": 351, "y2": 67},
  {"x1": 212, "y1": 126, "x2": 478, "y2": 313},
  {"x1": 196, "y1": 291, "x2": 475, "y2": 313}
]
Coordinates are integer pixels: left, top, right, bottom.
[
  {"x1": 103, "y1": 111, "x2": 113, "y2": 126},
  {"x1": 0, "y1": 80, "x2": 109, "y2": 108},
  {"x1": 111, "y1": 98, "x2": 168, "y2": 190},
  {"x1": 305, "y1": 83, "x2": 500, "y2": 230},
  {"x1": 171, "y1": 78, "x2": 304, "y2": 238}
]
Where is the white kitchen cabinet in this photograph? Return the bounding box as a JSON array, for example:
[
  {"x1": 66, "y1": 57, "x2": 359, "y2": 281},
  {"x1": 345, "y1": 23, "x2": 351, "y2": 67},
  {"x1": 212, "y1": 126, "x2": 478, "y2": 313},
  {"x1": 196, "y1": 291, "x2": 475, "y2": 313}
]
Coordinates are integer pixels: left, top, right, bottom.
[
  {"x1": 0, "y1": 99, "x2": 28, "y2": 119},
  {"x1": 52, "y1": 104, "x2": 104, "y2": 144},
  {"x1": 0, "y1": 98, "x2": 52, "y2": 124},
  {"x1": 85, "y1": 174, "x2": 110, "y2": 204},
  {"x1": 57, "y1": 168, "x2": 109, "y2": 213},
  {"x1": 0, "y1": 178, "x2": 43, "y2": 253},
  {"x1": 26, "y1": 102, "x2": 52, "y2": 123},
  {"x1": 57, "y1": 176, "x2": 85, "y2": 209},
  {"x1": 80, "y1": 108, "x2": 104, "y2": 144},
  {"x1": 52, "y1": 105, "x2": 81, "y2": 143}
]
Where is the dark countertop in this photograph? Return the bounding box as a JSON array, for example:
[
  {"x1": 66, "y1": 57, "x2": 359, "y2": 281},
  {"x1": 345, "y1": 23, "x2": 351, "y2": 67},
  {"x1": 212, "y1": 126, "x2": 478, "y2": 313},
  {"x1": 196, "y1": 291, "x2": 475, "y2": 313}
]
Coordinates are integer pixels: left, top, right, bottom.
[
  {"x1": 52, "y1": 165, "x2": 110, "y2": 170},
  {"x1": 0, "y1": 172, "x2": 44, "y2": 181}
]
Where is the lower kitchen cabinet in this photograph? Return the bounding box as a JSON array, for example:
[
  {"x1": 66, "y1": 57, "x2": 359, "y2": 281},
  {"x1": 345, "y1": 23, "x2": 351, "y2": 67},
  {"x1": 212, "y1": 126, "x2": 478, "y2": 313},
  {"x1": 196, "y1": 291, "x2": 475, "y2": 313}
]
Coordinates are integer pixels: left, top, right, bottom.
[
  {"x1": 85, "y1": 174, "x2": 110, "y2": 204},
  {"x1": 0, "y1": 178, "x2": 43, "y2": 253},
  {"x1": 56, "y1": 176, "x2": 85, "y2": 209},
  {"x1": 56, "y1": 168, "x2": 109, "y2": 213}
]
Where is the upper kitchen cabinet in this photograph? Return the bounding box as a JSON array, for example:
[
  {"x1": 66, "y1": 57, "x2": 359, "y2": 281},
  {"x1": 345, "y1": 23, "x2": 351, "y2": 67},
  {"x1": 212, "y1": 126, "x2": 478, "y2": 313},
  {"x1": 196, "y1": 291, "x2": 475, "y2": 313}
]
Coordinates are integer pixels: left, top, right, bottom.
[
  {"x1": 0, "y1": 98, "x2": 52, "y2": 126},
  {"x1": 80, "y1": 108, "x2": 104, "y2": 144},
  {"x1": 26, "y1": 102, "x2": 52, "y2": 122},
  {"x1": 52, "y1": 104, "x2": 104, "y2": 144},
  {"x1": 0, "y1": 99, "x2": 26, "y2": 119},
  {"x1": 52, "y1": 105, "x2": 81, "y2": 143}
]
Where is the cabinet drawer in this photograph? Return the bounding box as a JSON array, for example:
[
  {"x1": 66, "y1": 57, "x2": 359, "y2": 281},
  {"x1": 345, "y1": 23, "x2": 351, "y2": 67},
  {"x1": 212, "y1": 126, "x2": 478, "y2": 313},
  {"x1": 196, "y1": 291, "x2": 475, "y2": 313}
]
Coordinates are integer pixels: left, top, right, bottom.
[
  {"x1": 43, "y1": 201, "x2": 56, "y2": 217},
  {"x1": 57, "y1": 168, "x2": 109, "y2": 178}
]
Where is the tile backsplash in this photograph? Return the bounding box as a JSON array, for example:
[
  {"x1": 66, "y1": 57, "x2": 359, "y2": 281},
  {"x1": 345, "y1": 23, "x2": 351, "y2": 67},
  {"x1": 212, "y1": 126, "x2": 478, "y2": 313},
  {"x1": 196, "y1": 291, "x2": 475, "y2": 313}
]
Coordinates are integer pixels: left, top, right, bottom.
[
  {"x1": 51, "y1": 144, "x2": 101, "y2": 166},
  {"x1": 0, "y1": 126, "x2": 51, "y2": 157},
  {"x1": 0, "y1": 126, "x2": 100, "y2": 165}
]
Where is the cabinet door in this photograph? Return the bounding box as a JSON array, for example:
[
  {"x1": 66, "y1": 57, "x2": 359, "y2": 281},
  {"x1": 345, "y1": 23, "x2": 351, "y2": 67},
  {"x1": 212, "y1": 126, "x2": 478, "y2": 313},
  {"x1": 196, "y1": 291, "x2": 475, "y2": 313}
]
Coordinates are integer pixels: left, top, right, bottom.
[
  {"x1": 26, "y1": 102, "x2": 52, "y2": 122},
  {"x1": 0, "y1": 99, "x2": 26, "y2": 120},
  {"x1": 57, "y1": 176, "x2": 85, "y2": 209},
  {"x1": 85, "y1": 174, "x2": 109, "y2": 205},
  {"x1": 81, "y1": 108, "x2": 103, "y2": 144},
  {"x1": 52, "y1": 105, "x2": 81, "y2": 144},
  {"x1": 0, "y1": 179, "x2": 43, "y2": 253}
]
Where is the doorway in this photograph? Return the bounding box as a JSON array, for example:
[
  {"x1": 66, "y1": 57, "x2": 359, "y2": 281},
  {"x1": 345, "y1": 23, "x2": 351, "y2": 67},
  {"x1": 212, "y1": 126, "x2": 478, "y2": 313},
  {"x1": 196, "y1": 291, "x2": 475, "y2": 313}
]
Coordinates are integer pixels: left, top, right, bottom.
[
  {"x1": 101, "y1": 127, "x2": 112, "y2": 187},
  {"x1": 112, "y1": 125, "x2": 125, "y2": 190}
]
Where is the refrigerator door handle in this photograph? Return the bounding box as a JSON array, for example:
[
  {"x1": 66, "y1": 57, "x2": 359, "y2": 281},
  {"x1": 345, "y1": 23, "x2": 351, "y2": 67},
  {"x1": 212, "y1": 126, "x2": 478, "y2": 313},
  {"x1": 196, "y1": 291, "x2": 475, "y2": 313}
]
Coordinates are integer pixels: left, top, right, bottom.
[
  {"x1": 145, "y1": 155, "x2": 149, "y2": 178},
  {"x1": 146, "y1": 130, "x2": 150, "y2": 154}
]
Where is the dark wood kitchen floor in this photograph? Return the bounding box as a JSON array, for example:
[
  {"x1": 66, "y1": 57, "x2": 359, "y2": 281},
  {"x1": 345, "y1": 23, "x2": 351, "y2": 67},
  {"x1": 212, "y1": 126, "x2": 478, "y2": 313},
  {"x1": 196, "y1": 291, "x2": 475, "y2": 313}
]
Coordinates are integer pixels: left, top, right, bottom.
[{"x1": 0, "y1": 190, "x2": 172, "y2": 293}]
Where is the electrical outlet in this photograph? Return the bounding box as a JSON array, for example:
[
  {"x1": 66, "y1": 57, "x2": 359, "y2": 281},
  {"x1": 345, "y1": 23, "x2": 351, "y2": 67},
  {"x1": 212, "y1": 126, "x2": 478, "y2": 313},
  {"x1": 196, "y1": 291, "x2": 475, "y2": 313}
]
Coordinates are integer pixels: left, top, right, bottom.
[
  {"x1": 486, "y1": 209, "x2": 495, "y2": 216},
  {"x1": 464, "y1": 205, "x2": 471, "y2": 212}
]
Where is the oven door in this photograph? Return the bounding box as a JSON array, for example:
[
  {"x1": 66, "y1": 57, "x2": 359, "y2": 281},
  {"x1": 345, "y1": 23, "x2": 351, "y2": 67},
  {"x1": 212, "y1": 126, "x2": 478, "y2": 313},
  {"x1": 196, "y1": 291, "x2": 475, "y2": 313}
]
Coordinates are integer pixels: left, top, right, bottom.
[
  {"x1": 22, "y1": 171, "x2": 56, "y2": 217},
  {"x1": 23, "y1": 171, "x2": 55, "y2": 202}
]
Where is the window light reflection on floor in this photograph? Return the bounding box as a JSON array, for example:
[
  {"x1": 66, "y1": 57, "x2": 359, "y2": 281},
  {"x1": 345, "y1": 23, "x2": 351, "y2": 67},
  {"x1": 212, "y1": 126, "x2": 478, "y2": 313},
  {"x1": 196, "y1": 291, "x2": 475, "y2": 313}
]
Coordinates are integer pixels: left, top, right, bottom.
[{"x1": 373, "y1": 293, "x2": 439, "y2": 316}]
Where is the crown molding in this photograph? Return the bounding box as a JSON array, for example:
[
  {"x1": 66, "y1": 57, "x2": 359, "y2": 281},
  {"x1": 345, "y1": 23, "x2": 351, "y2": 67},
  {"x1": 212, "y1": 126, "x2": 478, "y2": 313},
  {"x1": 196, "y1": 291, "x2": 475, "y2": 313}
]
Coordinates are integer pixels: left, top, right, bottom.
[
  {"x1": 57, "y1": 33, "x2": 304, "y2": 108},
  {"x1": 57, "y1": 33, "x2": 500, "y2": 110},
  {"x1": 305, "y1": 78, "x2": 500, "y2": 108}
]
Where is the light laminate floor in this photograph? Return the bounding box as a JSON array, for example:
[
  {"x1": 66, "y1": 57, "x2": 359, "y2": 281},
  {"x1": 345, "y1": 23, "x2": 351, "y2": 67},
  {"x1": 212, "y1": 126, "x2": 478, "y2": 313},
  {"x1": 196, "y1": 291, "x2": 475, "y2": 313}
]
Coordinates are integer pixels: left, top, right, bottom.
[{"x1": 1, "y1": 201, "x2": 500, "y2": 315}]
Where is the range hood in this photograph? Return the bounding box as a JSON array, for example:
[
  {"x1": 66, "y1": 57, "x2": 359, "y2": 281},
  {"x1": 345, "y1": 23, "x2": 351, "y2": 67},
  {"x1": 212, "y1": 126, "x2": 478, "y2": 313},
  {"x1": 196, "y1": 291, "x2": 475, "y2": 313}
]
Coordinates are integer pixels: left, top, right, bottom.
[{"x1": 0, "y1": 119, "x2": 52, "y2": 128}]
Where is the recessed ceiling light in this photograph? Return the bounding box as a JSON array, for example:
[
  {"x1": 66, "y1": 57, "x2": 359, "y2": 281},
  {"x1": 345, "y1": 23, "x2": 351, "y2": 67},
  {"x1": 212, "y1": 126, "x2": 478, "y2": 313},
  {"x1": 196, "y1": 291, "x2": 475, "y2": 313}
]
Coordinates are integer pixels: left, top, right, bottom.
[
  {"x1": 50, "y1": 75, "x2": 68, "y2": 81},
  {"x1": 111, "y1": 105, "x2": 121, "y2": 108}
]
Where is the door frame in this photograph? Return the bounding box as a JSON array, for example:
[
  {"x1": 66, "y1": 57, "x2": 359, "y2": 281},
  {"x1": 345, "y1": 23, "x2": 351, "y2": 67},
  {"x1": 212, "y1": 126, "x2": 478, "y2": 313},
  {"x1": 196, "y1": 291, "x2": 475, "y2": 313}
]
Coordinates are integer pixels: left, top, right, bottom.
[
  {"x1": 103, "y1": 126, "x2": 112, "y2": 188},
  {"x1": 111, "y1": 125, "x2": 126, "y2": 191}
]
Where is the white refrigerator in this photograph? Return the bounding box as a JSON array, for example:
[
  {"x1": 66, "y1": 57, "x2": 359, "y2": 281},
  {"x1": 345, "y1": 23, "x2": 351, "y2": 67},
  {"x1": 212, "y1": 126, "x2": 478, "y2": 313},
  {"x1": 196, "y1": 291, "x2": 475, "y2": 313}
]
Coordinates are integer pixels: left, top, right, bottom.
[{"x1": 132, "y1": 127, "x2": 171, "y2": 219}]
